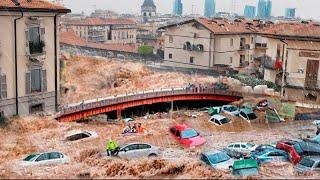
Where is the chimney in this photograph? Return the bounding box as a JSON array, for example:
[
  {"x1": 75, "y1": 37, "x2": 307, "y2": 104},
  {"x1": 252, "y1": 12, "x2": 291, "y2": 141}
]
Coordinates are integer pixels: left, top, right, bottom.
[
  {"x1": 11, "y1": 0, "x2": 20, "y2": 6},
  {"x1": 259, "y1": 20, "x2": 265, "y2": 30}
]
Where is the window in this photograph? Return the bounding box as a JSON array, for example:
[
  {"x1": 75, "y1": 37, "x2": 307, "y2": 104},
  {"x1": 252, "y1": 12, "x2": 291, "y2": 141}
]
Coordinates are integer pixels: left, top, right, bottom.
[
  {"x1": 138, "y1": 144, "x2": 151, "y2": 149},
  {"x1": 30, "y1": 104, "x2": 43, "y2": 114},
  {"x1": 230, "y1": 38, "x2": 234, "y2": 46},
  {"x1": 215, "y1": 119, "x2": 221, "y2": 125},
  {"x1": 251, "y1": 37, "x2": 254, "y2": 44},
  {"x1": 229, "y1": 57, "x2": 233, "y2": 64},
  {"x1": 36, "y1": 153, "x2": 49, "y2": 162},
  {"x1": 240, "y1": 112, "x2": 247, "y2": 118},
  {"x1": 31, "y1": 69, "x2": 41, "y2": 93},
  {"x1": 0, "y1": 74, "x2": 7, "y2": 99},
  {"x1": 49, "y1": 152, "x2": 62, "y2": 159},
  {"x1": 234, "y1": 144, "x2": 240, "y2": 148},
  {"x1": 228, "y1": 145, "x2": 234, "y2": 148},
  {"x1": 169, "y1": 53, "x2": 173, "y2": 59},
  {"x1": 27, "y1": 27, "x2": 44, "y2": 54},
  {"x1": 276, "y1": 44, "x2": 281, "y2": 58},
  {"x1": 190, "y1": 57, "x2": 194, "y2": 64},
  {"x1": 126, "y1": 144, "x2": 139, "y2": 151},
  {"x1": 170, "y1": 127, "x2": 176, "y2": 134},
  {"x1": 169, "y1": 36, "x2": 173, "y2": 43},
  {"x1": 241, "y1": 144, "x2": 246, "y2": 148}
]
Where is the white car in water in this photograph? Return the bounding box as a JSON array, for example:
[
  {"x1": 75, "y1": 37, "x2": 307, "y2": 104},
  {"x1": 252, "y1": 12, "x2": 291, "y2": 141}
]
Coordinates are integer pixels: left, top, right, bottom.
[
  {"x1": 103, "y1": 142, "x2": 160, "y2": 159},
  {"x1": 20, "y1": 152, "x2": 69, "y2": 166},
  {"x1": 209, "y1": 115, "x2": 231, "y2": 126},
  {"x1": 227, "y1": 142, "x2": 258, "y2": 155},
  {"x1": 65, "y1": 130, "x2": 98, "y2": 142}
]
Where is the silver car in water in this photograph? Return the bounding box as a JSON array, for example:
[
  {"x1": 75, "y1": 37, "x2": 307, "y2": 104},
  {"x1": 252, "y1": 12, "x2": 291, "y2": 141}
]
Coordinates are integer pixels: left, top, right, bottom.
[{"x1": 20, "y1": 152, "x2": 69, "y2": 166}]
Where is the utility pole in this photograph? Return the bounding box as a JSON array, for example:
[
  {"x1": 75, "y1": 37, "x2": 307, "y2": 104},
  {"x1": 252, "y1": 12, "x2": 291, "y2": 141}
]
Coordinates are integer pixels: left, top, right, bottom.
[{"x1": 280, "y1": 40, "x2": 288, "y2": 99}]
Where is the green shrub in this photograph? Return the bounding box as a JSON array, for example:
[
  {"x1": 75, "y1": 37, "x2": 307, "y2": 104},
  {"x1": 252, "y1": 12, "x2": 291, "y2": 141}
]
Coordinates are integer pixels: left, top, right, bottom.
[{"x1": 138, "y1": 45, "x2": 153, "y2": 56}]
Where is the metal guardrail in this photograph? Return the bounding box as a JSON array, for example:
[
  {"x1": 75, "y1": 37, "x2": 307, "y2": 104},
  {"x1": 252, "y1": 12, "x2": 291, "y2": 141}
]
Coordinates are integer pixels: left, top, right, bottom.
[{"x1": 58, "y1": 87, "x2": 241, "y2": 116}]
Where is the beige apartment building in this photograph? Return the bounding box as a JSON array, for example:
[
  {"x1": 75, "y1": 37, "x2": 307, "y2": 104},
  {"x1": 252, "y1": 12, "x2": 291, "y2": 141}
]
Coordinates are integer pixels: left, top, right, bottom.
[
  {"x1": 64, "y1": 18, "x2": 137, "y2": 44},
  {"x1": 0, "y1": 0, "x2": 70, "y2": 117},
  {"x1": 160, "y1": 18, "x2": 257, "y2": 70}
]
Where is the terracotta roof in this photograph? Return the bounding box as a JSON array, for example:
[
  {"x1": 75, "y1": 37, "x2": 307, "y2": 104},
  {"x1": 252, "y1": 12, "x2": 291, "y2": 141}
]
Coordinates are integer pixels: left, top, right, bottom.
[
  {"x1": 261, "y1": 22, "x2": 320, "y2": 38},
  {"x1": 196, "y1": 18, "x2": 259, "y2": 34},
  {"x1": 60, "y1": 30, "x2": 138, "y2": 53},
  {"x1": 0, "y1": 0, "x2": 70, "y2": 13},
  {"x1": 65, "y1": 18, "x2": 136, "y2": 26}
]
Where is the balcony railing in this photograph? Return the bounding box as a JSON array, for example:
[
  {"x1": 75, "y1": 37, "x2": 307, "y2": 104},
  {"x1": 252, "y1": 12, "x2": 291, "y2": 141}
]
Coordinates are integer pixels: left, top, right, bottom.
[
  {"x1": 255, "y1": 43, "x2": 267, "y2": 49},
  {"x1": 240, "y1": 44, "x2": 250, "y2": 50}
]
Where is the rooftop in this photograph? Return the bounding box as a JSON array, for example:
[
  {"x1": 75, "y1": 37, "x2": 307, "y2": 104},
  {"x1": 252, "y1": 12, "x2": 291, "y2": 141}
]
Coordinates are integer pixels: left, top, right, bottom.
[
  {"x1": 0, "y1": 0, "x2": 70, "y2": 13},
  {"x1": 142, "y1": 0, "x2": 156, "y2": 8},
  {"x1": 60, "y1": 30, "x2": 138, "y2": 53},
  {"x1": 65, "y1": 18, "x2": 136, "y2": 26}
]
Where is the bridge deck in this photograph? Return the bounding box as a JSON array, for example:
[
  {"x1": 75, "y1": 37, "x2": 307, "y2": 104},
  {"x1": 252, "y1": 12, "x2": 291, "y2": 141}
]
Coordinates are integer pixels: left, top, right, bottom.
[{"x1": 57, "y1": 88, "x2": 242, "y2": 122}]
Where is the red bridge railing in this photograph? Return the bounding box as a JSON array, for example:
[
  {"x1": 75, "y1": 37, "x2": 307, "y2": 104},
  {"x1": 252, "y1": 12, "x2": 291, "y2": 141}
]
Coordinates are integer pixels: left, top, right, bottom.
[{"x1": 57, "y1": 87, "x2": 242, "y2": 117}]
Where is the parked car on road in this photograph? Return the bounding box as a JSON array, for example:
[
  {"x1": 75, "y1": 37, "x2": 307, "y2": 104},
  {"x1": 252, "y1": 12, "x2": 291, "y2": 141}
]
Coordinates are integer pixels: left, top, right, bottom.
[
  {"x1": 295, "y1": 156, "x2": 320, "y2": 174},
  {"x1": 251, "y1": 149, "x2": 289, "y2": 164},
  {"x1": 231, "y1": 159, "x2": 259, "y2": 177},
  {"x1": 200, "y1": 150, "x2": 235, "y2": 170},
  {"x1": 170, "y1": 124, "x2": 206, "y2": 148},
  {"x1": 20, "y1": 152, "x2": 69, "y2": 166},
  {"x1": 239, "y1": 109, "x2": 257, "y2": 122},
  {"x1": 209, "y1": 115, "x2": 231, "y2": 126},
  {"x1": 221, "y1": 105, "x2": 240, "y2": 116},
  {"x1": 110, "y1": 143, "x2": 160, "y2": 159},
  {"x1": 227, "y1": 142, "x2": 257, "y2": 154}
]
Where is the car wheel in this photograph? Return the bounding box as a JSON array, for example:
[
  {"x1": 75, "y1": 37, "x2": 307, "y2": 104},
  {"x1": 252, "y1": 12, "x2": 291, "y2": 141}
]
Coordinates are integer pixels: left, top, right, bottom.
[{"x1": 148, "y1": 153, "x2": 157, "y2": 158}]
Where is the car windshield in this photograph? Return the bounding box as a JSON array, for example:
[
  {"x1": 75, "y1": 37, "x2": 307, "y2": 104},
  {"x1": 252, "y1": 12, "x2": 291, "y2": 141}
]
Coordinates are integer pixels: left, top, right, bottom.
[
  {"x1": 181, "y1": 129, "x2": 198, "y2": 139},
  {"x1": 234, "y1": 168, "x2": 259, "y2": 176},
  {"x1": 294, "y1": 144, "x2": 304, "y2": 154},
  {"x1": 246, "y1": 143, "x2": 254, "y2": 148},
  {"x1": 207, "y1": 152, "x2": 230, "y2": 164},
  {"x1": 247, "y1": 113, "x2": 257, "y2": 120},
  {"x1": 220, "y1": 118, "x2": 230, "y2": 124},
  {"x1": 299, "y1": 158, "x2": 315, "y2": 168},
  {"x1": 23, "y1": 154, "x2": 39, "y2": 161}
]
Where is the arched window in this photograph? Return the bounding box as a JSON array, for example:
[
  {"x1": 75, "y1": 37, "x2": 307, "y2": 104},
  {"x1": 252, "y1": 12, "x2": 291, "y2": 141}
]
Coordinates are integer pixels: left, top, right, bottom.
[
  {"x1": 196, "y1": 44, "x2": 204, "y2": 51},
  {"x1": 183, "y1": 41, "x2": 191, "y2": 50}
]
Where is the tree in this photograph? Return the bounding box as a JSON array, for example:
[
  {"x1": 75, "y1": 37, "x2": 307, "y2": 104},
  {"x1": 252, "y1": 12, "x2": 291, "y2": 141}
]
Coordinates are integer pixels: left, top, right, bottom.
[{"x1": 138, "y1": 45, "x2": 153, "y2": 56}]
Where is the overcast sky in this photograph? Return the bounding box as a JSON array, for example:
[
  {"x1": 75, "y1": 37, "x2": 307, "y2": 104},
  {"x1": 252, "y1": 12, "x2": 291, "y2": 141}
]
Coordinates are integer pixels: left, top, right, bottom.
[{"x1": 63, "y1": 0, "x2": 320, "y2": 20}]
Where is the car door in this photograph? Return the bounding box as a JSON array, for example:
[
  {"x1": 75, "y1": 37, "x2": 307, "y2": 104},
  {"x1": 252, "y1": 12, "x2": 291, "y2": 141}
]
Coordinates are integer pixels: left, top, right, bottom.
[
  {"x1": 119, "y1": 144, "x2": 139, "y2": 159},
  {"x1": 138, "y1": 144, "x2": 152, "y2": 157},
  {"x1": 49, "y1": 152, "x2": 63, "y2": 164}
]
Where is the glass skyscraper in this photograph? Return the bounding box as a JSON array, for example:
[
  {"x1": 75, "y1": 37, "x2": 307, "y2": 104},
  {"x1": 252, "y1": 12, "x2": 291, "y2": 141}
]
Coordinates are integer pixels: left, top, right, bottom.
[
  {"x1": 257, "y1": 0, "x2": 272, "y2": 19},
  {"x1": 204, "y1": 0, "x2": 216, "y2": 18},
  {"x1": 244, "y1": 5, "x2": 256, "y2": 19},
  {"x1": 285, "y1": 8, "x2": 296, "y2": 19},
  {"x1": 173, "y1": 0, "x2": 183, "y2": 16}
]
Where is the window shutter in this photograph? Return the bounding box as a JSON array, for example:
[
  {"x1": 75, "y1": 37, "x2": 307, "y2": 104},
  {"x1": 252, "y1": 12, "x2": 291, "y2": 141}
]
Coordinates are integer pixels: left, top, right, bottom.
[
  {"x1": 25, "y1": 29, "x2": 30, "y2": 55},
  {"x1": 41, "y1": 70, "x2": 47, "y2": 92},
  {"x1": 26, "y1": 72, "x2": 31, "y2": 94},
  {"x1": 0, "y1": 75, "x2": 7, "y2": 99}
]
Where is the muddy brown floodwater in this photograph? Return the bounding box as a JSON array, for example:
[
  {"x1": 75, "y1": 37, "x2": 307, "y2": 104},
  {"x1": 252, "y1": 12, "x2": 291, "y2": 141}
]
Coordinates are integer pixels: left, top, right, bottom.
[{"x1": 0, "y1": 109, "x2": 318, "y2": 179}]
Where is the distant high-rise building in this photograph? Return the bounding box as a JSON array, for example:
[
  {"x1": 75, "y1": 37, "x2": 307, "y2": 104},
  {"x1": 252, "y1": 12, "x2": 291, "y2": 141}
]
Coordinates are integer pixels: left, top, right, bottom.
[
  {"x1": 244, "y1": 5, "x2": 256, "y2": 19},
  {"x1": 257, "y1": 0, "x2": 272, "y2": 19},
  {"x1": 141, "y1": 0, "x2": 157, "y2": 17},
  {"x1": 204, "y1": 0, "x2": 216, "y2": 18},
  {"x1": 173, "y1": 0, "x2": 183, "y2": 16},
  {"x1": 285, "y1": 8, "x2": 296, "y2": 19}
]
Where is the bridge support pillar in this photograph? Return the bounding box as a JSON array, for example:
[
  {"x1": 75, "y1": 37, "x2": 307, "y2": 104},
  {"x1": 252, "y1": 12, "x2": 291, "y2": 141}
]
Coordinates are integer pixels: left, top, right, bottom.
[{"x1": 116, "y1": 109, "x2": 122, "y2": 119}]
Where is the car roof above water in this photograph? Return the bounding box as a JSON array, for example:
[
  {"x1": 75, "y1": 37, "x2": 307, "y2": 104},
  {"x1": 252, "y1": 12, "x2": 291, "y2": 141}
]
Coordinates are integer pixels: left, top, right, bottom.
[{"x1": 211, "y1": 114, "x2": 226, "y2": 121}]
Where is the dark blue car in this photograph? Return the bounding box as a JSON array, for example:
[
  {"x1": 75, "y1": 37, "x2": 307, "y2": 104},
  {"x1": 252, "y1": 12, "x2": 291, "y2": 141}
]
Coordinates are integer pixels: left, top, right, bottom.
[{"x1": 251, "y1": 149, "x2": 289, "y2": 164}]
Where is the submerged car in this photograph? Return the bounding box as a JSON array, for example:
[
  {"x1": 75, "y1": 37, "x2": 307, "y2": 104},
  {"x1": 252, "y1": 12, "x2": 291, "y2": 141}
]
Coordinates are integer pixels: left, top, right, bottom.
[
  {"x1": 251, "y1": 149, "x2": 289, "y2": 164},
  {"x1": 252, "y1": 144, "x2": 276, "y2": 153},
  {"x1": 65, "y1": 130, "x2": 97, "y2": 142},
  {"x1": 103, "y1": 143, "x2": 160, "y2": 159},
  {"x1": 227, "y1": 142, "x2": 257, "y2": 154},
  {"x1": 209, "y1": 115, "x2": 231, "y2": 126},
  {"x1": 221, "y1": 105, "x2": 240, "y2": 116},
  {"x1": 239, "y1": 109, "x2": 257, "y2": 122},
  {"x1": 231, "y1": 159, "x2": 259, "y2": 177},
  {"x1": 21, "y1": 152, "x2": 69, "y2": 166},
  {"x1": 200, "y1": 150, "x2": 235, "y2": 170},
  {"x1": 170, "y1": 124, "x2": 206, "y2": 148},
  {"x1": 295, "y1": 156, "x2": 320, "y2": 174}
]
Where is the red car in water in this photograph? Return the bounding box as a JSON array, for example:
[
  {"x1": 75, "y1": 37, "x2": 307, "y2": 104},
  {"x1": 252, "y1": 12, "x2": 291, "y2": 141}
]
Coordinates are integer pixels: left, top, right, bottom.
[
  {"x1": 169, "y1": 124, "x2": 206, "y2": 148},
  {"x1": 276, "y1": 139, "x2": 320, "y2": 165}
]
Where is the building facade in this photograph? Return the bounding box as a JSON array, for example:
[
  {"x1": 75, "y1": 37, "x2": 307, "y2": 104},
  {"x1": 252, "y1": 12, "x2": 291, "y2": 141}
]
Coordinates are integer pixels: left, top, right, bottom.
[
  {"x1": 173, "y1": 0, "x2": 183, "y2": 16},
  {"x1": 64, "y1": 18, "x2": 137, "y2": 44},
  {"x1": 257, "y1": 0, "x2": 272, "y2": 19},
  {"x1": 244, "y1": 5, "x2": 256, "y2": 19},
  {"x1": 0, "y1": 0, "x2": 70, "y2": 117},
  {"x1": 141, "y1": 0, "x2": 157, "y2": 18},
  {"x1": 285, "y1": 8, "x2": 296, "y2": 19},
  {"x1": 204, "y1": 0, "x2": 216, "y2": 18}
]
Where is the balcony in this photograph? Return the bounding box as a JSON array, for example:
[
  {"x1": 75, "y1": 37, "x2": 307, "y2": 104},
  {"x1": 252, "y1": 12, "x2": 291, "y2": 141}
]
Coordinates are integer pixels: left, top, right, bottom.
[
  {"x1": 255, "y1": 43, "x2": 267, "y2": 49},
  {"x1": 240, "y1": 44, "x2": 250, "y2": 50}
]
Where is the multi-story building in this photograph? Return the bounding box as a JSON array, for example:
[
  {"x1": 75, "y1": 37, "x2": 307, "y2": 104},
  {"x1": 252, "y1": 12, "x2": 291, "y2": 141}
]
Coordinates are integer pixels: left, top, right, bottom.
[
  {"x1": 285, "y1": 8, "x2": 296, "y2": 19},
  {"x1": 64, "y1": 18, "x2": 137, "y2": 44},
  {"x1": 0, "y1": 0, "x2": 70, "y2": 117},
  {"x1": 204, "y1": 0, "x2": 216, "y2": 18},
  {"x1": 160, "y1": 18, "x2": 257, "y2": 70},
  {"x1": 244, "y1": 5, "x2": 256, "y2": 19},
  {"x1": 173, "y1": 0, "x2": 183, "y2": 16},
  {"x1": 141, "y1": 0, "x2": 156, "y2": 18},
  {"x1": 90, "y1": 9, "x2": 118, "y2": 19},
  {"x1": 257, "y1": 0, "x2": 272, "y2": 19}
]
